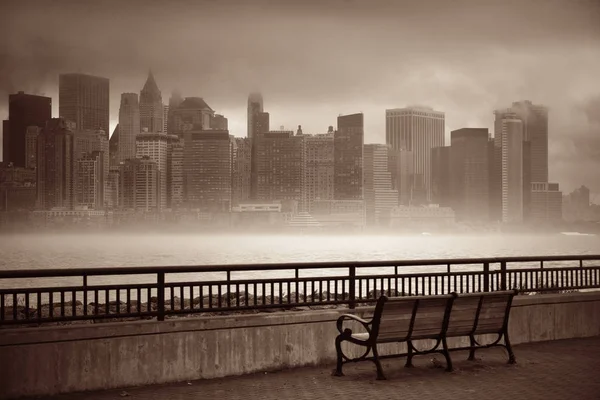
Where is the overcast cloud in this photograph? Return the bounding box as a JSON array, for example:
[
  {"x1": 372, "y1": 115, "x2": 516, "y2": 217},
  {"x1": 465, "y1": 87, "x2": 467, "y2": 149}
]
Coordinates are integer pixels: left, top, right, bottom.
[{"x1": 0, "y1": 0, "x2": 599, "y2": 196}]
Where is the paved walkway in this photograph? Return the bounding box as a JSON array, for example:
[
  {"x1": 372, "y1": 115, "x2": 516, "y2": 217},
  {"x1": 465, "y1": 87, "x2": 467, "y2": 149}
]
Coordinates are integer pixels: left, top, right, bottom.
[{"x1": 52, "y1": 337, "x2": 600, "y2": 400}]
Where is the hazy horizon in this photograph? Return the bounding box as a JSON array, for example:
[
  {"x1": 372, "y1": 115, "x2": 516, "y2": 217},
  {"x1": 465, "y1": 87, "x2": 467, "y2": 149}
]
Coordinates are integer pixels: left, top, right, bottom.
[{"x1": 1, "y1": 0, "x2": 599, "y2": 196}]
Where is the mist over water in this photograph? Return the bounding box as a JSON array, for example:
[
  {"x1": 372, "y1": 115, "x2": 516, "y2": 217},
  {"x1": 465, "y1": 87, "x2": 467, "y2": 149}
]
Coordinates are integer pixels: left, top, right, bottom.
[{"x1": 1, "y1": 233, "x2": 598, "y2": 270}]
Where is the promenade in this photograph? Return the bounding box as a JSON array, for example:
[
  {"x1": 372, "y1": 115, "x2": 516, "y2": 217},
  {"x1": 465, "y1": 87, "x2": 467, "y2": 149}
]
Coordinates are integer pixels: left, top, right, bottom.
[{"x1": 50, "y1": 336, "x2": 600, "y2": 400}]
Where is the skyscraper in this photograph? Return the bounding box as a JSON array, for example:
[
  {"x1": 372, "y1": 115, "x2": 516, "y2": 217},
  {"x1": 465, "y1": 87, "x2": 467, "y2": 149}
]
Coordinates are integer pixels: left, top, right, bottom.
[
  {"x1": 73, "y1": 129, "x2": 109, "y2": 208},
  {"x1": 303, "y1": 133, "x2": 334, "y2": 212},
  {"x1": 4, "y1": 92, "x2": 52, "y2": 167},
  {"x1": 232, "y1": 137, "x2": 252, "y2": 206},
  {"x1": 119, "y1": 157, "x2": 160, "y2": 212},
  {"x1": 166, "y1": 135, "x2": 184, "y2": 209},
  {"x1": 183, "y1": 129, "x2": 231, "y2": 212},
  {"x1": 163, "y1": 105, "x2": 169, "y2": 134},
  {"x1": 170, "y1": 97, "x2": 214, "y2": 136},
  {"x1": 118, "y1": 93, "x2": 140, "y2": 163},
  {"x1": 388, "y1": 148, "x2": 414, "y2": 206},
  {"x1": 431, "y1": 146, "x2": 451, "y2": 207},
  {"x1": 247, "y1": 93, "x2": 264, "y2": 140},
  {"x1": 254, "y1": 131, "x2": 304, "y2": 203},
  {"x1": 139, "y1": 71, "x2": 164, "y2": 133},
  {"x1": 167, "y1": 90, "x2": 183, "y2": 135},
  {"x1": 334, "y1": 113, "x2": 364, "y2": 201},
  {"x1": 136, "y1": 131, "x2": 168, "y2": 210},
  {"x1": 74, "y1": 151, "x2": 104, "y2": 210},
  {"x1": 494, "y1": 110, "x2": 524, "y2": 223},
  {"x1": 59, "y1": 73, "x2": 109, "y2": 134},
  {"x1": 511, "y1": 101, "x2": 548, "y2": 183},
  {"x1": 363, "y1": 144, "x2": 399, "y2": 226},
  {"x1": 25, "y1": 126, "x2": 41, "y2": 170},
  {"x1": 36, "y1": 118, "x2": 75, "y2": 210},
  {"x1": 386, "y1": 107, "x2": 445, "y2": 202},
  {"x1": 109, "y1": 125, "x2": 120, "y2": 167},
  {"x1": 450, "y1": 128, "x2": 490, "y2": 222}
]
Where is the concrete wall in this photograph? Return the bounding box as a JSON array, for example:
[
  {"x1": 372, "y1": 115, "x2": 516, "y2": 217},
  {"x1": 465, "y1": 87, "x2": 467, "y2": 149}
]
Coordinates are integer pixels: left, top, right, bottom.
[{"x1": 1, "y1": 291, "x2": 599, "y2": 399}]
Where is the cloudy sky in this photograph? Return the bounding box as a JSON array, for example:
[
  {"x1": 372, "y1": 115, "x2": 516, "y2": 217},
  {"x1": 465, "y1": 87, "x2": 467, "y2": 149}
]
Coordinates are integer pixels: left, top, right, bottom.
[{"x1": 1, "y1": 0, "x2": 599, "y2": 197}]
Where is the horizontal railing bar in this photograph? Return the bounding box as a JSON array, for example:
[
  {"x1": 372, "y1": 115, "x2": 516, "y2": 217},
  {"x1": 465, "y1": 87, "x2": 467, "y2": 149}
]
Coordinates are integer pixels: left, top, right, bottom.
[
  {"x1": 0, "y1": 284, "x2": 159, "y2": 295},
  {"x1": 1, "y1": 255, "x2": 599, "y2": 279}
]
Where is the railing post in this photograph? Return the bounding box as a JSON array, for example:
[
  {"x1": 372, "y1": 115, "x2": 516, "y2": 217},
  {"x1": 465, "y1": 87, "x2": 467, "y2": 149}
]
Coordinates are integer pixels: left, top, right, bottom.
[
  {"x1": 349, "y1": 265, "x2": 356, "y2": 309},
  {"x1": 83, "y1": 274, "x2": 88, "y2": 316},
  {"x1": 500, "y1": 261, "x2": 507, "y2": 291},
  {"x1": 157, "y1": 272, "x2": 165, "y2": 321},
  {"x1": 483, "y1": 262, "x2": 490, "y2": 292}
]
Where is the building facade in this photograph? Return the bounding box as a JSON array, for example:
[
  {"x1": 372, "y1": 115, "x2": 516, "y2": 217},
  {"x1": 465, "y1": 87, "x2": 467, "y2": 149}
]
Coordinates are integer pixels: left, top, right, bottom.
[
  {"x1": 166, "y1": 135, "x2": 184, "y2": 209},
  {"x1": 59, "y1": 73, "x2": 109, "y2": 134},
  {"x1": 170, "y1": 97, "x2": 214, "y2": 135},
  {"x1": 119, "y1": 157, "x2": 160, "y2": 212},
  {"x1": 511, "y1": 101, "x2": 549, "y2": 183},
  {"x1": 25, "y1": 126, "x2": 41, "y2": 170},
  {"x1": 183, "y1": 129, "x2": 231, "y2": 211},
  {"x1": 232, "y1": 137, "x2": 252, "y2": 207},
  {"x1": 74, "y1": 151, "x2": 104, "y2": 210},
  {"x1": 118, "y1": 93, "x2": 140, "y2": 163},
  {"x1": 73, "y1": 129, "x2": 109, "y2": 208},
  {"x1": 139, "y1": 71, "x2": 164, "y2": 133},
  {"x1": 136, "y1": 131, "x2": 168, "y2": 210},
  {"x1": 302, "y1": 133, "x2": 334, "y2": 212},
  {"x1": 4, "y1": 92, "x2": 52, "y2": 167},
  {"x1": 430, "y1": 146, "x2": 451, "y2": 208},
  {"x1": 386, "y1": 106, "x2": 445, "y2": 202},
  {"x1": 334, "y1": 113, "x2": 364, "y2": 201},
  {"x1": 530, "y1": 182, "x2": 562, "y2": 223},
  {"x1": 363, "y1": 144, "x2": 399, "y2": 226}
]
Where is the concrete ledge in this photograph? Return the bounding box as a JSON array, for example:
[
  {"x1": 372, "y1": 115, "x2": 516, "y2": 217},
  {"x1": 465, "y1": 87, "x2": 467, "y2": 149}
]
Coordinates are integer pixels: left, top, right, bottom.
[{"x1": 1, "y1": 291, "x2": 599, "y2": 399}]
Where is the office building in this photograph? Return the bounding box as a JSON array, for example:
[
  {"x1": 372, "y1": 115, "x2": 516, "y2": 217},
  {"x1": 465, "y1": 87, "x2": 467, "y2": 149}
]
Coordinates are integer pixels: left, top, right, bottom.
[
  {"x1": 254, "y1": 131, "x2": 304, "y2": 204},
  {"x1": 334, "y1": 113, "x2": 364, "y2": 201},
  {"x1": 431, "y1": 146, "x2": 451, "y2": 207},
  {"x1": 363, "y1": 144, "x2": 399, "y2": 226},
  {"x1": 4, "y1": 92, "x2": 52, "y2": 167},
  {"x1": 166, "y1": 91, "x2": 183, "y2": 135},
  {"x1": 494, "y1": 110, "x2": 524, "y2": 223},
  {"x1": 170, "y1": 97, "x2": 214, "y2": 135},
  {"x1": 74, "y1": 151, "x2": 104, "y2": 210},
  {"x1": 163, "y1": 105, "x2": 169, "y2": 134},
  {"x1": 450, "y1": 128, "x2": 490, "y2": 222},
  {"x1": 232, "y1": 137, "x2": 252, "y2": 206},
  {"x1": 302, "y1": 133, "x2": 334, "y2": 212},
  {"x1": 166, "y1": 135, "x2": 184, "y2": 209},
  {"x1": 107, "y1": 166, "x2": 120, "y2": 209},
  {"x1": 247, "y1": 93, "x2": 264, "y2": 140},
  {"x1": 25, "y1": 126, "x2": 41, "y2": 169},
  {"x1": 73, "y1": 129, "x2": 109, "y2": 208},
  {"x1": 183, "y1": 129, "x2": 231, "y2": 211},
  {"x1": 59, "y1": 73, "x2": 109, "y2": 134},
  {"x1": 119, "y1": 157, "x2": 160, "y2": 212},
  {"x1": 139, "y1": 71, "x2": 164, "y2": 133},
  {"x1": 109, "y1": 125, "x2": 119, "y2": 167},
  {"x1": 530, "y1": 182, "x2": 562, "y2": 223},
  {"x1": 211, "y1": 114, "x2": 228, "y2": 130},
  {"x1": 386, "y1": 106, "x2": 445, "y2": 201},
  {"x1": 511, "y1": 101, "x2": 549, "y2": 183},
  {"x1": 388, "y1": 148, "x2": 413, "y2": 206},
  {"x1": 136, "y1": 131, "x2": 168, "y2": 210},
  {"x1": 117, "y1": 93, "x2": 140, "y2": 162},
  {"x1": 36, "y1": 118, "x2": 75, "y2": 210}
]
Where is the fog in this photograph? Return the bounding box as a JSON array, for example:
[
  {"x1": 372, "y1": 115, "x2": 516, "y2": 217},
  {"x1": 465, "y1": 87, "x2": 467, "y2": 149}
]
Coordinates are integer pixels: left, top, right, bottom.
[{"x1": 1, "y1": 0, "x2": 599, "y2": 195}]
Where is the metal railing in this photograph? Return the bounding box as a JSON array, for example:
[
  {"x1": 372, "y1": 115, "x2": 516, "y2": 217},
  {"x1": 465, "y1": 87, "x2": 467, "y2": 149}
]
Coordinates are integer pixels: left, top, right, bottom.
[{"x1": 1, "y1": 255, "x2": 599, "y2": 326}]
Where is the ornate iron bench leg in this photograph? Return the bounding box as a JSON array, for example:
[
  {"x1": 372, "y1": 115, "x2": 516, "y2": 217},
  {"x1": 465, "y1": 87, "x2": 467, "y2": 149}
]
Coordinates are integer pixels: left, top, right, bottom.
[
  {"x1": 333, "y1": 336, "x2": 345, "y2": 376},
  {"x1": 372, "y1": 345, "x2": 386, "y2": 380},
  {"x1": 468, "y1": 335, "x2": 476, "y2": 361},
  {"x1": 442, "y1": 337, "x2": 453, "y2": 372},
  {"x1": 405, "y1": 340, "x2": 414, "y2": 368},
  {"x1": 504, "y1": 331, "x2": 516, "y2": 364}
]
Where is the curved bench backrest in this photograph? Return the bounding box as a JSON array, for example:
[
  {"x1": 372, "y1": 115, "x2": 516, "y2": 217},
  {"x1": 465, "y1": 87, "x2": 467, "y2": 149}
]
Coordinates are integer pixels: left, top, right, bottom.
[{"x1": 372, "y1": 294, "x2": 455, "y2": 343}]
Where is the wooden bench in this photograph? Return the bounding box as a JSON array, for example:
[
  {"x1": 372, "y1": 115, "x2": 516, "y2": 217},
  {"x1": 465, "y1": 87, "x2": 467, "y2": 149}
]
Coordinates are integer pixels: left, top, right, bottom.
[{"x1": 333, "y1": 290, "x2": 517, "y2": 380}]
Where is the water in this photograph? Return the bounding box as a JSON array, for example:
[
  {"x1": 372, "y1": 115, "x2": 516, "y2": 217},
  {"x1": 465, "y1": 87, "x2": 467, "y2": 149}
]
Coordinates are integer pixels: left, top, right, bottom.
[{"x1": 0, "y1": 232, "x2": 598, "y2": 302}]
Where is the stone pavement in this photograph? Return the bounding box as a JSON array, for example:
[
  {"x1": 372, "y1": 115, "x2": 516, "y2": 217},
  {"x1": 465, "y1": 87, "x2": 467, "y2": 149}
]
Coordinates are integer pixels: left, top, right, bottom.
[{"x1": 51, "y1": 337, "x2": 600, "y2": 400}]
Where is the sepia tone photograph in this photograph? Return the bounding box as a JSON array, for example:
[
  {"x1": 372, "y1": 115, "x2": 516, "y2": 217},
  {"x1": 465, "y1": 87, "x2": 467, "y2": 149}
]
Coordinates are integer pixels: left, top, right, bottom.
[{"x1": 0, "y1": 0, "x2": 599, "y2": 398}]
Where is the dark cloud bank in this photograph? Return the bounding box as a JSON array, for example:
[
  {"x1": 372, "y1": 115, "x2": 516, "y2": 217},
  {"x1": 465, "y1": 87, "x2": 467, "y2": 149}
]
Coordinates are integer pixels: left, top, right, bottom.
[{"x1": 0, "y1": 0, "x2": 599, "y2": 195}]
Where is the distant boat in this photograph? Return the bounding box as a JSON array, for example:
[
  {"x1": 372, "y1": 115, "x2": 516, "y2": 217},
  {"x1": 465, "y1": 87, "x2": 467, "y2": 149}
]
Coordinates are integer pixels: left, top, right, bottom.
[{"x1": 560, "y1": 232, "x2": 595, "y2": 236}]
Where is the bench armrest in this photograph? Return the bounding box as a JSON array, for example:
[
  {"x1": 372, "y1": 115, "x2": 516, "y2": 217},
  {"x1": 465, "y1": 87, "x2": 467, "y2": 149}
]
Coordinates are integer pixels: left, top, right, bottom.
[{"x1": 336, "y1": 313, "x2": 372, "y2": 336}]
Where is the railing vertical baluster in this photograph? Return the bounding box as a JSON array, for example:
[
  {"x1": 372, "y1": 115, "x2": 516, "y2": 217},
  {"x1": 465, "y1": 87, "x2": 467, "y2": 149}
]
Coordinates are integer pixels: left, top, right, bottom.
[
  {"x1": 60, "y1": 291, "x2": 65, "y2": 317},
  {"x1": 500, "y1": 261, "x2": 507, "y2": 291},
  {"x1": 37, "y1": 292, "x2": 42, "y2": 322},
  {"x1": 83, "y1": 274, "x2": 88, "y2": 316},
  {"x1": 199, "y1": 285, "x2": 204, "y2": 309},
  {"x1": 13, "y1": 293, "x2": 18, "y2": 321},
  {"x1": 127, "y1": 289, "x2": 131, "y2": 314},
  {"x1": 217, "y1": 283, "x2": 222, "y2": 309},
  {"x1": 116, "y1": 289, "x2": 120, "y2": 315},
  {"x1": 157, "y1": 272, "x2": 165, "y2": 321},
  {"x1": 94, "y1": 290, "x2": 98, "y2": 316},
  {"x1": 395, "y1": 266, "x2": 399, "y2": 295},
  {"x1": 1, "y1": 294, "x2": 5, "y2": 322},
  {"x1": 483, "y1": 263, "x2": 490, "y2": 292},
  {"x1": 72, "y1": 290, "x2": 77, "y2": 317},
  {"x1": 226, "y1": 271, "x2": 231, "y2": 308},
  {"x1": 137, "y1": 288, "x2": 141, "y2": 314},
  {"x1": 25, "y1": 293, "x2": 30, "y2": 321}
]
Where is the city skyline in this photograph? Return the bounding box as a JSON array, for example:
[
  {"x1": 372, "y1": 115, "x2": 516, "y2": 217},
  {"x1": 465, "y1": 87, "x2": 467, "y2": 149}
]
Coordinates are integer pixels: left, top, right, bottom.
[{"x1": 0, "y1": 0, "x2": 599, "y2": 196}]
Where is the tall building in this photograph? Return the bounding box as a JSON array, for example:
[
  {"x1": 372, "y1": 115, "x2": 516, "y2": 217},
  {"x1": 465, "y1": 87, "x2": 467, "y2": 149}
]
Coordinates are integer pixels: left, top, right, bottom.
[
  {"x1": 74, "y1": 151, "x2": 104, "y2": 210},
  {"x1": 166, "y1": 90, "x2": 183, "y2": 135},
  {"x1": 107, "y1": 166, "x2": 120, "y2": 209},
  {"x1": 73, "y1": 129, "x2": 109, "y2": 208},
  {"x1": 59, "y1": 73, "x2": 109, "y2": 134},
  {"x1": 170, "y1": 97, "x2": 214, "y2": 136},
  {"x1": 36, "y1": 118, "x2": 75, "y2": 210},
  {"x1": 139, "y1": 71, "x2": 164, "y2": 133},
  {"x1": 109, "y1": 124, "x2": 120, "y2": 167},
  {"x1": 250, "y1": 111, "x2": 270, "y2": 199},
  {"x1": 431, "y1": 146, "x2": 451, "y2": 207},
  {"x1": 4, "y1": 92, "x2": 52, "y2": 167},
  {"x1": 119, "y1": 157, "x2": 160, "y2": 212},
  {"x1": 363, "y1": 144, "x2": 399, "y2": 226},
  {"x1": 388, "y1": 149, "x2": 414, "y2": 206},
  {"x1": 232, "y1": 137, "x2": 252, "y2": 206},
  {"x1": 163, "y1": 104, "x2": 169, "y2": 134},
  {"x1": 494, "y1": 110, "x2": 524, "y2": 223},
  {"x1": 136, "y1": 131, "x2": 168, "y2": 210},
  {"x1": 334, "y1": 113, "x2": 364, "y2": 201},
  {"x1": 210, "y1": 114, "x2": 229, "y2": 130},
  {"x1": 183, "y1": 129, "x2": 231, "y2": 211},
  {"x1": 511, "y1": 101, "x2": 548, "y2": 183},
  {"x1": 488, "y1": 139, "x2": 502, "y2": 222},
  {"x1": 25, "y1": 126, "x2": 41, "y2": 169},
  {"x1": 117, "y1": 93, "x2": 140, "y2": 162},
  {"x1": 450, "y1": 128, "x2": 490, "y2": 222},
  {"x1": 303, "y1": 133, "x2": 334, "y2": 212},
  {"x1": 386, "y1": 106, "x2": 445, "y2": 202},
  {"x1": 254, "y1": 131, "x2": 303, "y2": 203},
  {"x1": 247, "y1": 93, "x2": 264, "y2": 140},
  {"x1": 166, "y1": 135, "x2": 184, "y2": 209},
  {"x1": 530, "y1": 182, "x2": 562, "y2": 223}
]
